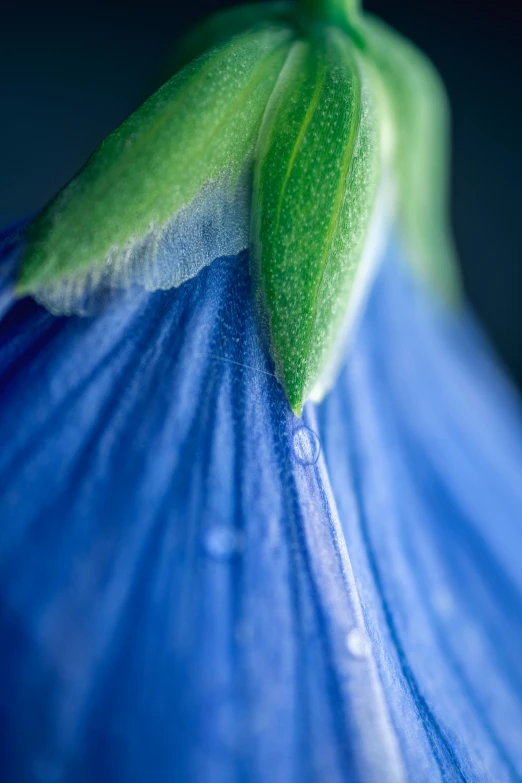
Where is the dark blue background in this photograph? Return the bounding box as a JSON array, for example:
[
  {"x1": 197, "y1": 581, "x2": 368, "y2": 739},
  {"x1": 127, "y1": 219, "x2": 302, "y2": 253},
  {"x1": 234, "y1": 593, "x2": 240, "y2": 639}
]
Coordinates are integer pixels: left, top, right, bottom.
[{"x1": 1, "y1": 0, "x2": 521, "y2": 388}]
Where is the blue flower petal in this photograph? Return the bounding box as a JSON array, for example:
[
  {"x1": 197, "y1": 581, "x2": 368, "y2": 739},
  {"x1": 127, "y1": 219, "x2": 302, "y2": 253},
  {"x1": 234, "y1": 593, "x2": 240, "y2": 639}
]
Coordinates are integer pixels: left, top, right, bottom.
[
  {"x1": 0, "y1": 228, "x2": 521, "y2": 782},
  {"x1": 320, "y1": 253, "x2": 522, "y2": 781}
]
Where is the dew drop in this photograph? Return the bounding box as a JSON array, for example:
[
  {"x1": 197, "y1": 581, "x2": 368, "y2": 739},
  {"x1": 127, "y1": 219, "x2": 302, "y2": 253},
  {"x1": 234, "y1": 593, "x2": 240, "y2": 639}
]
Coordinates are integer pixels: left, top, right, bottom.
[
  {"x1": 292, "y1": 425, "x2": 321, "y2": 466},
  {"x1": 346, "y1": 627, "x2": 371, "y2": 659},
  {"x1": 204, "y1": 526, "x2": 243, "y2": 560},
  {"x1": 432, "y1": 588, "x2": 454, "y2": 618}
]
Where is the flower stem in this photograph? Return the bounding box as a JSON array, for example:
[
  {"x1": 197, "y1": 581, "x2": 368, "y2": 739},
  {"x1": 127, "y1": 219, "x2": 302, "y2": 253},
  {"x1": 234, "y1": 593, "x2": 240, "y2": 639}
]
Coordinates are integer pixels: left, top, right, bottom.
[{"x1": 298, "y1": 0, "x2": 361, "y2": 31}]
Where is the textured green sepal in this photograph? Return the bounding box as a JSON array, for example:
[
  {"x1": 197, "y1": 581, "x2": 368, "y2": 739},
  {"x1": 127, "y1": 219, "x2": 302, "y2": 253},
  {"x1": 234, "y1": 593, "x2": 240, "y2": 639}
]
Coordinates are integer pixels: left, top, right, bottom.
[
  {"x1": 166, "y1": 2, "x2": 294, "y2": 74},
  {"x1": 17, "y1": 0, "x2": 461, "y2": 413},
  {"x1": 252, "y1": 28, "x2": 379, "y2": 414},
  {"x1": 18, "y1": 26, "x2": 293, "y2": 299},
  {"x1": 360, "y1": 16, "x2": 461, "y2": 304}
]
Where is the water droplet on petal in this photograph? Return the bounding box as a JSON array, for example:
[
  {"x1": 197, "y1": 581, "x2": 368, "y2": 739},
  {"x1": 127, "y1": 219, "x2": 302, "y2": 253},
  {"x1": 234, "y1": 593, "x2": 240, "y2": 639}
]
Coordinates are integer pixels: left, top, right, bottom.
[
  {"x1": 346, "y1": 627, "x2": 371, "y2": 659},
  {"x1": 432, "y1": 588, "x2": 454, "y2": 618},
  {"x1": 292, "y1": 425, "x2": 321, "y2": 466},
  {"x1": 204, "y1": 526, "x2": 243, "y2": 560}
]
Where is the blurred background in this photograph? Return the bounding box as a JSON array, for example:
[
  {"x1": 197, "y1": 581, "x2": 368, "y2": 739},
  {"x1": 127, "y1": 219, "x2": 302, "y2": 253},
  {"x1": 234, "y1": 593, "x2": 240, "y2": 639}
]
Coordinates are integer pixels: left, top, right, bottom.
[{"x1": 1, "y1": 0, "x2": 521, "y2": 386}]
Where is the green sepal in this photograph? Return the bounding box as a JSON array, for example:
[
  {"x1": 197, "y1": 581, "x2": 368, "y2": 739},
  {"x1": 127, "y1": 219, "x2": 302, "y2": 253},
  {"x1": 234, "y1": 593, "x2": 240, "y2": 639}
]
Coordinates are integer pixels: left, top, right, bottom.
[
  {"x1": 166, "y1": 2, "x2": 294, "y2": 75},
  {"x1": 252, "y1": 27, "x2": 380, "y2": 415},
  {"x1": 18, "y1": 26, "x2": 293, "y2": 299},
  {"x1": 360, "y1": 16, "x2": 461, "y2": 304},
  {"x1": 17, "y1": 0, "x2": 461, "y2": 414}
]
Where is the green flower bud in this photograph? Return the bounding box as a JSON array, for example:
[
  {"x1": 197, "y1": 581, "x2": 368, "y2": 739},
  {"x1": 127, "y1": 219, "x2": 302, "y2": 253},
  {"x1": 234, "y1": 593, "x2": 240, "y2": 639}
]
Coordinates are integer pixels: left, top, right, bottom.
[{"x1": 19, "y1": 0, "x2": 461, "y2": 414}]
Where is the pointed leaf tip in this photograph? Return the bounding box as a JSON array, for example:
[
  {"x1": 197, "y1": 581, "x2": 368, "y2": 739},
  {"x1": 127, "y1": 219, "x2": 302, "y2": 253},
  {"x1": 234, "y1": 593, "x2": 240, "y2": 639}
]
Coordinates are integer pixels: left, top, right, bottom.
[{"x1": 252, "y1": 29, "x2": 380, "y2": 412}]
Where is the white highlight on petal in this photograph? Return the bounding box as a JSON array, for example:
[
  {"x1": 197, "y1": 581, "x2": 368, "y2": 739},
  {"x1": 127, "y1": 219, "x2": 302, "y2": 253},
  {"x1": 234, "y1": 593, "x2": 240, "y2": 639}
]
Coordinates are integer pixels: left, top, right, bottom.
[{"x1": 294, "y1": 408, "x2": 406, "y2": 783}]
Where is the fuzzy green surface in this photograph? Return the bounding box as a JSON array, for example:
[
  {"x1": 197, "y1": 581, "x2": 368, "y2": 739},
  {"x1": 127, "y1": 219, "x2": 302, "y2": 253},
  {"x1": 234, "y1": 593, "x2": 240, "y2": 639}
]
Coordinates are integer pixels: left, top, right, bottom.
[
  {"x1": 17, "y1": 0, "x2": 461, "y2": 414},
  {"x1": 18, "y1": 26, "x2": 293, "y2": 293},
  {"x1": 252, "y1": 27, "x2": 379, "y2": 414},
  {"x1": 360, "y1": 16, "x2": 461, "y2": 304},
  {"x1": 167, "y1": 2, "x2": 294, "y2": 74}
]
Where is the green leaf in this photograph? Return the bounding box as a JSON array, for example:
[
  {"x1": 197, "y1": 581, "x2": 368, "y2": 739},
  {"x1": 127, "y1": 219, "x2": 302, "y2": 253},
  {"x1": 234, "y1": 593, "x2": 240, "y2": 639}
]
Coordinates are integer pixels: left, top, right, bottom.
[
  {"x1": 360, "y1": 16, "x2": 461, "y2": 303},
  {"x1": 252, "y1": 27, "x2": 380, "y2": 415},
  {"x1": 18, "y1": 26, "x2": 293, "y2": 311}
]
